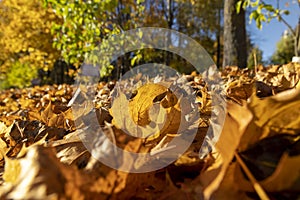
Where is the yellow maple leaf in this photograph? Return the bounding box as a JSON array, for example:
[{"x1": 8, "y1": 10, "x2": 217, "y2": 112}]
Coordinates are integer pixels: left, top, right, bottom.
[{"x1": 110, "y1": 83, "x2": 181, "y2": 141}]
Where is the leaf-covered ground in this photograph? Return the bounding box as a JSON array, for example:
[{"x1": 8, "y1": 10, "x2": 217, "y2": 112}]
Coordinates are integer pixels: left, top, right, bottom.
[{"x1": 0, "y1": 63, "x2": 300, "y2": 199}]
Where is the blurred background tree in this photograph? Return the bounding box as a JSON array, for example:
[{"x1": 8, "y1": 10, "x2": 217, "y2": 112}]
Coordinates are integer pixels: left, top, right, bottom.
[
  {"x1": 0, "y1": 0, "x2": 62, "y2": 89},
  {"x1": 44, "y1": 0, "x2": 226, "y2": 79},
  {"x1": 237, "y1": 0, "x2": 300, "y2": 59},
  {"x1": 1, "y1": 62, "x2": 38, "y2": 89},
  {"x1": 223, "y1": 0, "x2": 247, "y2": 68},
  {"x1": 2, "y1": 0, "x2": 285, "y2": 89},
  {"x1": 271, "y1": 30, "x2": 294, "y2": 64},
  {"x1": 45, "y1": 0, "x2": 146, "y2": 78},
  {"x1": 247, "y1": 46, "x2": 263, "y2": 68},
  {"x1": 129, "y1": 0, "x2": 224, "y2": 70}
]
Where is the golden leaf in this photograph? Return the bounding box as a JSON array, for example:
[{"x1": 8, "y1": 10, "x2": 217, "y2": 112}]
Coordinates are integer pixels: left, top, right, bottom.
[
  {"x1": 17, "y1": 134, "x2": 48, "y2": 158},
  {"x1": 3, "y1": 156, "x2": 21, "y2": 184},
  {"x1": 239, "y1": 89, "x2": 300, "y2": 151},
  {"x1": 200, "y1": 102, "x2": 253, "y2": 199},
  {"x1": 41, "y1": 101, "x2": 53, "y2": 125},
  {"x1": 0, "y1": 137, "x2": 9, "y2": 160},
  {"x1": 0, "y1": 121, "x2": 7, "y2": 136},
  {"x1": 111, "y1": 83, "x2": 181, "y2": 141},
  {"x1": 128, "y1": 83, "x2": 168, "y2": 126}
]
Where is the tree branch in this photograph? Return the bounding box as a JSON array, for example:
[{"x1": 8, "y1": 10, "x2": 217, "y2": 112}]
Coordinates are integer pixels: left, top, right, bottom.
[
  {"x1": 278, "y1": 15, "x2": 296, "y2": 36},
  {"x1": 261, "y1": 0, "x2": 296, "y2": 36}
]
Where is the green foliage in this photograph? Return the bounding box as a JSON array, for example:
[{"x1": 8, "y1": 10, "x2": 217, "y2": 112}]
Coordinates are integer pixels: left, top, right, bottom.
[
  {"x1": 0, "y1": 61, "x2": 38, "y2": 89},
  {"x1": 271, "y1": 34, "x2": 294, "y2": 64},
  {"x1": 45, "y1": 0, "x2": 225, "y2": 78},
  {"x1": 45, "y1": 0, "x2": 118, "y2": 68},
  {"x1": 45, "y1": 0, "x2": 145, "y2": 73},
  {"x1": 236, "y1": 0, "x2": 290, "y2": 29},
  {"x1": 237, "y1": 0, "x2": 300, "y2": 60},
  {"x1": 247, "y1": 46, "x2": 263, "y2": 68}
]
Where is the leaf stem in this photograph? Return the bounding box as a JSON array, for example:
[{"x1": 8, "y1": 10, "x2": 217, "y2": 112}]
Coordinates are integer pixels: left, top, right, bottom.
[{"x1": 234, "y1": 152, "x2": 270, "y2": 200}]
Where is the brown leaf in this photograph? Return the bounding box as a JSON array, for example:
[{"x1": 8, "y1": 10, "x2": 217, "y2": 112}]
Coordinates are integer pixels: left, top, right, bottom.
[
  {"x1": 41, "y1": 101, "x2": 54, "y2": 125},
  {"x1": 234, "y1": 135, "x2": 300, "y2": 193},
  {"x1": 239, "y1": 89, "x2": 300, "y2": 151},
  {"x1": 48, "y1": 129, "x2": 89, "y2": 167},
  {"x1": 48, "y1": 113, "x2": 65, "y2": 128},
  {"x1": 200, "y1": 102, "x2": 252, "y2": 199},
  {"x1": 4, "y1": 121, "x2": 23, "y2": 147},
  {"x1": 2, "y1": 146, "x2": 85, "y2": 200},
  {"x1": 226, "y1": 81, "x2": 254, "y2": 103}
]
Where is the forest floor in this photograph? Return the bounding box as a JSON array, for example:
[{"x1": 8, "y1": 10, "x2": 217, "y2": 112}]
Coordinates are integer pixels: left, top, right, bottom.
[{"x1": 0, "y1": 63, "x2": 299, "y2": 200}]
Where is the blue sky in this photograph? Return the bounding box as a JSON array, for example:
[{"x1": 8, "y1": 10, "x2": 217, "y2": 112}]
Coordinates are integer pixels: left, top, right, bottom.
[{"x1": 248, "y1": 0, "x2": 299, "y2": 61}]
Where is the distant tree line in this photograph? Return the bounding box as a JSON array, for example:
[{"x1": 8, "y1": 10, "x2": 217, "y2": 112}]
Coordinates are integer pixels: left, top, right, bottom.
[{"x1": 0, "y1": 0, "x2": 297, "y2": 89}]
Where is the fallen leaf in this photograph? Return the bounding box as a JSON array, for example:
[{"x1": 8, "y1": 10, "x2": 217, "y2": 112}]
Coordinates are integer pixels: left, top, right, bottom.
[
  {"x1": 41, "y1": 101, "x2": 54, "y2": 125},
  {"x1": 0, "y1": 122, "x2": 7, "y2": 136},
  {"x1": 111, "y1": 87, "x2": 163, "y2": 138},
  {"x1": 239, "y1": 89, "x2": 300, "y2": 151},
  {"x1": 129, "y1": 83, "x2": 168, "y2": 127},
  {"x1": 3, "y1": 156, "x2": 21, "y2": 184},
  {"x1": 200, "y1": 101, "x2": 252, "y2": 199},
  {"x1": 234, "y1": 135, "x2": 300, "y2": 194},
  {"x1": 2, "y1": 146, "x2": 85, "y2": 200}
]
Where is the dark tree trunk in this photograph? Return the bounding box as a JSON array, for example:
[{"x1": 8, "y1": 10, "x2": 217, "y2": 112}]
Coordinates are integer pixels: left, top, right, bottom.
[
  {"x1": 223, "y1": 0, "x2": 247, "y2": 68},
  {"x1": 216, "y1": 2, "x2": 222, "y2": 68},
  {"x1": 295, "y1": 18, "x2": 300, "y2": 57}
]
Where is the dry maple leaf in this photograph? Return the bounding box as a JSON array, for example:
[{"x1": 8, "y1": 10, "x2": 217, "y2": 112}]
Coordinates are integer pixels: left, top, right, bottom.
[
  {"x1": 110, "y1": 84, "x2": 171, "y2": 139},
  {"x1": 238, "y1": 88, "x2": 300, "y2": 151},
  {"x1": 201, "y1": 88, "x2": 300, "y2": 199},
  {"x1": 0, "y1": 122, "x2": 7, "y2": 136},
  {"x1": 0, "y1": 137, "x2": 9, "y2": 160},
  {"x1": 128, "y1": 83, "x2": 170, "y2": 127},
  {"x1": 41, "y1": 101, "x2": 54, "y2": 125},
  {"x1": 1, "y1": 146, "x2": 85, "y2": 200},
  {"x1": 50, "y1": 129, "x2": 91, "y2": 168},
  {"x1": 112, "y1": 83, "x2": 186, "y2": 142},
  {"x1": 200, "y1": 101, "x2": 253, "y2": 199},
  {"x1": 235, "y1": 134, "x2": 300, "y2": 194}
]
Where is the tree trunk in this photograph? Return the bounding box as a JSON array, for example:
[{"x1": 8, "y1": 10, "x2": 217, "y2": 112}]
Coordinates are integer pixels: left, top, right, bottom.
[
  {"x1": 295, "y1": 18, "x2": 300, "y2": 57},
  {"x1": 223, "y1": 0, "x2": 247, "y2": 68},
  {"x1": 216, "y1": 1, "x2": 222, "y2": 68}
]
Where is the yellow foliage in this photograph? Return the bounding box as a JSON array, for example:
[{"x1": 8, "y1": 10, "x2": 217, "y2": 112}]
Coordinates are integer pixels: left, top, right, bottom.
[{"x1": 0, "y1": 0, "x2": 61, "y2": 72}]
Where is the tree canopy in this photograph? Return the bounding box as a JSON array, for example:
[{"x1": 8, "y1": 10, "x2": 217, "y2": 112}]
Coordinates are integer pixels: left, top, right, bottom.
[
  {"x1": 0, "y1": 0, "x2": 61, "y2": 71},
  {"x1": 237, "y1": 0, "x2": 300, "y2": 57},
  {"x1": 1, "y1": 0, "x2": 289, "y2": 88},
  {"x1": 0, "y1": 0, "x2": 62, "y2": 88},
  {"x1": 271, "y1": 33, "x2": 294, "y2": 64}
]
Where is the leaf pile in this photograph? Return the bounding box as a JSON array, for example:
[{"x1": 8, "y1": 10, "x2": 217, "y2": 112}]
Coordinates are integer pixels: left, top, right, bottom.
[{"x1": 0, "y1": 63, "x2": 299, "y2": 199}]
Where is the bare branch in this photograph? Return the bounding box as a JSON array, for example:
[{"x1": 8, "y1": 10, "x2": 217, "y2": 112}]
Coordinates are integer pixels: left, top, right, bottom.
[
  {"x1": 278, "y1": 15, "x2": 296, "y2": 36},
  {"x1": 261, "y1": 0, "x2": 296, "y2": 36}
]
